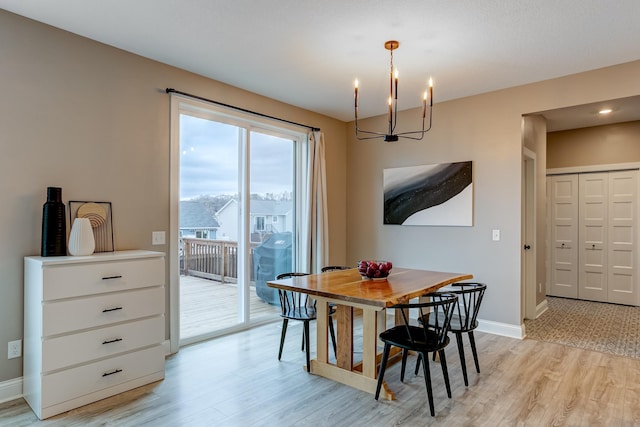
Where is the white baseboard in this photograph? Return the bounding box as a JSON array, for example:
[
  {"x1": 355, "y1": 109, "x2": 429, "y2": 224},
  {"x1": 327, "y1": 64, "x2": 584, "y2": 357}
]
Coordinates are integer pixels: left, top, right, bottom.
[
  {"x1": 0, "y1": 377, "x2": 23, "y2": 404},
  {"x1": 536, "y1": 299, "x2": 549, "y2": 318},
  {"x1": 477, "y1": 319, "x2": 525, "y2": 339},
  {"x1": 162, "y1": 339, "x2": 172, "y2": 356}
]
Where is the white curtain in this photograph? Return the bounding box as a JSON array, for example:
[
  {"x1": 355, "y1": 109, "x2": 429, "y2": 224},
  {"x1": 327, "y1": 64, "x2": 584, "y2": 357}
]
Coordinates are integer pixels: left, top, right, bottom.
[{"x1": 300, "y1": 130, "x2": 329, "y2": 273}]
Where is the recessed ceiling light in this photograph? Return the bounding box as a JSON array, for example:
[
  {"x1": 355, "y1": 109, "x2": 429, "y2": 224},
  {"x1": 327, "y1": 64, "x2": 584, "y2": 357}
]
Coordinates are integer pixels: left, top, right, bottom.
[{"x1": 599, "y1": 108, "x2": 612, "y2": 115}]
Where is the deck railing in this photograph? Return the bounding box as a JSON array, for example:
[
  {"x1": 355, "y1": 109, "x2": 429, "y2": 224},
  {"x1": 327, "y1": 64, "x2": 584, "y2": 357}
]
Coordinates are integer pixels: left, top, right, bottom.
[{"x1": 181, "y1": 238, "x2": 259, "y2": 283}]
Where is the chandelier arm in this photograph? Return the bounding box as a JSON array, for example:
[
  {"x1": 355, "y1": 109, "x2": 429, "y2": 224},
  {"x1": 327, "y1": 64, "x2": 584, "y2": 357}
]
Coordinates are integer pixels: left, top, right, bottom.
[
  {"x1": 393, "y1": 131, "x2": 426, "y2": 138},
  {"x1": 393, "y1": 129, "x2": 431, "y2": 138},
  {"x1": 394, "y1": 134, "x2": 425, "y2": 141},
  {"x1": 391, "y1": 99, "x2": 398, "y2": 134},
  {"x1": 393, "y1": 107, "x2": 433, "y2": 137},
  {"x1": 424, "y1": 106, "x2": 433, "y2": 132},
  {"x1": 355, "y1": 128, "x2": 389, "y2": 137},
  {"x1": 356, "y1": 134, "x2": 391, "y2": 141}
]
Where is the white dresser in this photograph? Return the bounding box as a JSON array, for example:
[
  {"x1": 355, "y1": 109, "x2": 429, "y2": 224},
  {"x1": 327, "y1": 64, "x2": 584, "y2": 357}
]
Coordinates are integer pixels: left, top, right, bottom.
[{"x1": 23, "y1": 250, "x2": 166, "y2": 419}]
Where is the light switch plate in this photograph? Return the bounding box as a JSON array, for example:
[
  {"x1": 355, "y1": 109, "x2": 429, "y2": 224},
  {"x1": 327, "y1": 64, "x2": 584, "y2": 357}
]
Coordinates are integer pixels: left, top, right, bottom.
[
  {"x1": 152, "y1": 231, "x2": 166, "y2": 245},
  {"x1": 492, "y1": 229, "x2": 500, "y2": 241}
]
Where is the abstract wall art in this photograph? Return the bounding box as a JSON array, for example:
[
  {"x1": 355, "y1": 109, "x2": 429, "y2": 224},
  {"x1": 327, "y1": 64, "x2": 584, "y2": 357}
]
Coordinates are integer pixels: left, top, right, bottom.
[
  {"x1": 383, "y1": 161, "x2": 473, "y2": 226},
  {"x1": 69, "y1": 201, "x2": 114, "y2": 252}
]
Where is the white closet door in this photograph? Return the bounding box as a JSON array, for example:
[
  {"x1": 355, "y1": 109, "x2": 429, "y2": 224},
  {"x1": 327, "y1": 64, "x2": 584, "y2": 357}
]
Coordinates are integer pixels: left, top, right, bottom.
[
  {"x1": 579, "y1": 173, "x2": 608, "y2": 302},
  {"x1": 549, "y1": 175, "x2": 579, "y2": 298},
  {"x1": 608, "y1": 170, "x2": 637, "y2": 305}
]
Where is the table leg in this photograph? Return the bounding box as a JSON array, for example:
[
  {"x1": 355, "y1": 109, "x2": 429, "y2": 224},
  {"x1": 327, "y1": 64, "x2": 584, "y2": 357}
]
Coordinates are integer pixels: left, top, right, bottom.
[
  {"x1": 362, "y1": 308, "x2": 378, "y2": 379},
  {"x1": 311, "y1": 303, "x2": 396, "y2": 401},
  {"x1": 376, "y1": 309, "x2": 386, "y2": 347},
  {"x1": 336, "y1": 305, "x2": 353, "y2": 370},
  {"x1": 315, "y1": 300, "x2": 329, "y2": 365}
]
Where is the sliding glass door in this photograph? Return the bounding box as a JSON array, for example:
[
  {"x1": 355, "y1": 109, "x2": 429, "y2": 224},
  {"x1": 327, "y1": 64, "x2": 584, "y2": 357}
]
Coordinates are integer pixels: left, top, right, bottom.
[{"x1": 172, "y1": 98, "x2": 303, "y2": 346}]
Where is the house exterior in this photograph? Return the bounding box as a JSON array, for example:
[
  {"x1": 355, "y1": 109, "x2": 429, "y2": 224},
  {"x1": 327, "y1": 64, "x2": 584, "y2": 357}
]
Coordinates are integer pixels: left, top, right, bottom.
[
  {"x1": 179, "y1": 200, "x2": 220, "y2": 240},
  {"x1": 216, "y1": 199, "x2": 293, "y2": 242}
]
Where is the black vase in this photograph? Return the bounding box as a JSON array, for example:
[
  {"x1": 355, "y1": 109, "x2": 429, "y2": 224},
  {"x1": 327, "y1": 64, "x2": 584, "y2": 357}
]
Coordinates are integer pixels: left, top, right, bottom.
[{"x1": 41, "y1": 187, "x2": 67, "y2": 257}]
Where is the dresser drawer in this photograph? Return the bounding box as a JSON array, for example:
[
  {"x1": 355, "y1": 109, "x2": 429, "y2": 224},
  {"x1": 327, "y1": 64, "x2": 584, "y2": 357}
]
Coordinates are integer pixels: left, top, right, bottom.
[
  {"x1": 41, "y1": 345, "x2": 165, "y2": 408},
  {"x1": 42, "y1": 316, "x2": 164, "y2": 372},
  {"x1": 43, "y1": 286, "x2": 164, "y2": 336},
  {"x1": 43, "y1": 257, "x2": 164, "y2": 300}
]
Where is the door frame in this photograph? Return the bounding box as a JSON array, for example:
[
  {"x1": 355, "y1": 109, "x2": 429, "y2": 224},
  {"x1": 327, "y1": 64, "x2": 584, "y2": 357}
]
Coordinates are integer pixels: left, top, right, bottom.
[
  {"x1": 169, "y1": 95, "x2": 180, "y2": 354},
  {"x1": 523, "y1": 148, "x2": 537, "y2": 320}
]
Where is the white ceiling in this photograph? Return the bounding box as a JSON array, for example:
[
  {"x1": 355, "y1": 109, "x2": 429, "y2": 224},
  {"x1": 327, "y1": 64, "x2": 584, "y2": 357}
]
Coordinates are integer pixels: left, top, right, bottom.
[
  {"x1": 2, "y1": 0, "x2": 640, "y2": 129},
  {"x1": 534, "y1": 95, "x2": 640, "y2": 132}
]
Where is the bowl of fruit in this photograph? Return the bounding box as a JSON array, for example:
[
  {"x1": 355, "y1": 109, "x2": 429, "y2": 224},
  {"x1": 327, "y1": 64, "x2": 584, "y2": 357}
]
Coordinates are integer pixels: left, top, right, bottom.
[{"x1": 358, "y1": 260, "x2": 393, "y2": 280}]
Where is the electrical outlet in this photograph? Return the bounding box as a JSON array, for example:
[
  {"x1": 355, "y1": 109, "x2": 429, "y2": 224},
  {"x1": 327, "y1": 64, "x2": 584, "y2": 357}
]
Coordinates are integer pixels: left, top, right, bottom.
[
  {"x1": 8, "y1": 340, "x2": 21, "y2": 359},
  {"x1": 152, "y1": 231, "x2": 166, "y2": 245}
]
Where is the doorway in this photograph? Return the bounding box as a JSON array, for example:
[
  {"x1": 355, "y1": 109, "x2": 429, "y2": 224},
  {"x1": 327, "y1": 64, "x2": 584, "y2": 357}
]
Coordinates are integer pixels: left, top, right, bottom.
[{"x1": 521, "y1": 96, "x2": 640, "y2": 324}]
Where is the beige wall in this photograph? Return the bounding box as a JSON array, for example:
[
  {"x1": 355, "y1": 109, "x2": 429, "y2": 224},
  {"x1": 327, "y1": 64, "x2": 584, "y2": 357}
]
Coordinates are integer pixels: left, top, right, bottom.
[
  {"x1": 0, "y1": 10, "x2": 347, "y2": 383},
  {"x1": 548, "y1": 121, "x2": 640, "y2": 168},
  {"x1": 346, "y1": 61, "x2": 640, "y2": 330}
]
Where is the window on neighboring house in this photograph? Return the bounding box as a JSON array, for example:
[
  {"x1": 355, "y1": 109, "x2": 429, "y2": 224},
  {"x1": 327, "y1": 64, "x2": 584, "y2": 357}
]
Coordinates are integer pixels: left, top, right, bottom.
[
  {"x1": 194, "y1": 230, "x2": 210, "y2": 239},
  {"x1": 255, "y1": 216, "x2": 265, "y2": 231},
  {"x1": 272, "y1": 215, "x2": 278, "y2": 223}
]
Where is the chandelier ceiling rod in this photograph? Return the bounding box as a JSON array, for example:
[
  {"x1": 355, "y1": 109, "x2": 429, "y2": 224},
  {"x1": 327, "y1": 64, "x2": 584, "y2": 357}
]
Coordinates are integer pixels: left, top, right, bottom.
[{"x1": 354, "y1": 40, "x2": 433, "y2": 142}]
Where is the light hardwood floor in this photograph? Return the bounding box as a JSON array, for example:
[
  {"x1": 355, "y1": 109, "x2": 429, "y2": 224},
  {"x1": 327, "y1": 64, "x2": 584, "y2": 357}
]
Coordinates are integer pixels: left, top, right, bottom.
[{"x1": 3, "y1": 322, "x2": 640, "y2": 426}]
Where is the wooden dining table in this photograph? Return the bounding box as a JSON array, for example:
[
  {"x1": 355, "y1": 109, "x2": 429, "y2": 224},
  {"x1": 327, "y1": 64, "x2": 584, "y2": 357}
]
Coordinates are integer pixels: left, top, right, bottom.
[{"x1": 267, "y1": 267, "x2": 472, "y2": 400}]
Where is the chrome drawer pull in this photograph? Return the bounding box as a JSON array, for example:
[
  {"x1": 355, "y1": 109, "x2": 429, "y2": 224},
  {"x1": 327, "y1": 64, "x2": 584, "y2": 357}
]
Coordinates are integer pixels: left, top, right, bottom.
[
  {"x1": 102, "y1": 369, "x2": 122, "y2": 377},
  {"x1": 102, "y1": 338, "x2": 123, "y2": 345},
  {"x1": 102, "y1": 307, "x2": 123, "y2": 313},
  {"x1": 102, "y1": 275, "x2": 123, "y2": 280}
]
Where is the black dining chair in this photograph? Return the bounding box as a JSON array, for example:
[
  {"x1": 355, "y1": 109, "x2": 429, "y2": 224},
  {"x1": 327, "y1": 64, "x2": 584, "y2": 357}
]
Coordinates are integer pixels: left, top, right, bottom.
[
  {"x1": 275, "y1": 272, "x2": 337, "y2": 373},
  {"x1": 375, "y1": 292, "x2": 458, "y2": 417},
  {"x1": 415, "y1": 282, "x2": 487, "y2": 387}
]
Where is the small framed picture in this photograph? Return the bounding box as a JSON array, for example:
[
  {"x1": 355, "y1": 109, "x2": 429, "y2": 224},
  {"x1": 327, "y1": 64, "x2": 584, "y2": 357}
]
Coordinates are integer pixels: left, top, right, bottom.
[{"x1": 69, "y1": 201, "x2": 114, "y2": 252}]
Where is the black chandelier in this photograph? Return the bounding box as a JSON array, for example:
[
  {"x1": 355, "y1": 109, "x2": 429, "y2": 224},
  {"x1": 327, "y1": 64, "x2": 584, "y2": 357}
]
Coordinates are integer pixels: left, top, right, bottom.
[{"x1": 354, "y1": 40, "x2": 433, "y2": 142}]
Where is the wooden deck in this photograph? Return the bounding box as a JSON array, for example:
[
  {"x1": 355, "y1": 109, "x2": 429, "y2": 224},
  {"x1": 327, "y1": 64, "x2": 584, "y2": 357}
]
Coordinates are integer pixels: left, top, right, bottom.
[{"x1": 180, "y1": 275, "x2": 280, "y2": 340}]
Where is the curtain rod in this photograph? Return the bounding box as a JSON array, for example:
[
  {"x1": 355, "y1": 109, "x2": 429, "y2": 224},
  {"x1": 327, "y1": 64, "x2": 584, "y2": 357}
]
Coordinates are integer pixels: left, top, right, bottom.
[{"x1": 165, "y1": 88, "x2": 321, "y2": 132}]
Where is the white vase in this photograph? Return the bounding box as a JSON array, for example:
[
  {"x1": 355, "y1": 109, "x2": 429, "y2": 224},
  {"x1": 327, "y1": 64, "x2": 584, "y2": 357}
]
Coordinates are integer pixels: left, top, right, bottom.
[{"x1": 68, "y1": 218, "x2": 95, "y2": 256}]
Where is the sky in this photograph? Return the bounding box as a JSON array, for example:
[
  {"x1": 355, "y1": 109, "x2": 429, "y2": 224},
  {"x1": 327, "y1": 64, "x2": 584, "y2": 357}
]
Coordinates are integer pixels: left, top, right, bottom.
[{"x1": 179, "y1": 114, "x2": 294, "y2": 200}]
